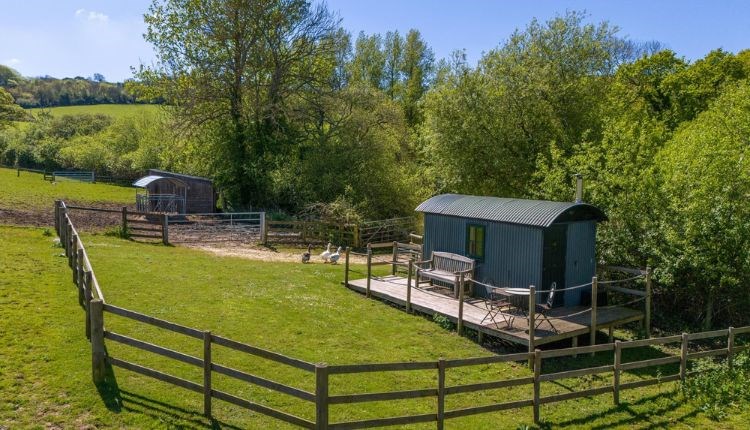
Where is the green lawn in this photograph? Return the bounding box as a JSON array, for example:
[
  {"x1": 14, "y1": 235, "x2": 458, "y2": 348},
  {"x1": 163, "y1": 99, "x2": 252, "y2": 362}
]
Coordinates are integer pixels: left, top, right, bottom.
[
  {"x1": 0, "y1": 167, "x2": 133, "y2": 212},
  {"x1": 2, "y1": 225, "x2": 749, "y2": 429},
  {"x1": 27, "y1": 104, "x2": 163, "y2": 119}
]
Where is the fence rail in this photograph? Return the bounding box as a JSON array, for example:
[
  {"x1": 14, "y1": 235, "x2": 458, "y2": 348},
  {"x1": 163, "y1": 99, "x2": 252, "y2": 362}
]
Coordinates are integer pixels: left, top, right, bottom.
[{"x1": 54, "y1": 200, "x2": 750, "y2": 429}]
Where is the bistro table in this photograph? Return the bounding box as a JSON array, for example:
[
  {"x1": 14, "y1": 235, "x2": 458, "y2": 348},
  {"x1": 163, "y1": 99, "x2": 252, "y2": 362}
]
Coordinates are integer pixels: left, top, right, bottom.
[{"x1": 499, "y1": 288, "x2": 532, "y2": 318}]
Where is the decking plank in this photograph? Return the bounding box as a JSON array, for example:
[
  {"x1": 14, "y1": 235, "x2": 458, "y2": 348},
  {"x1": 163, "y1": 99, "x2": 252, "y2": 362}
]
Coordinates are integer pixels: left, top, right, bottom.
[{"x1": 346, "y1": 277, "x2": 644, "y2": 348}]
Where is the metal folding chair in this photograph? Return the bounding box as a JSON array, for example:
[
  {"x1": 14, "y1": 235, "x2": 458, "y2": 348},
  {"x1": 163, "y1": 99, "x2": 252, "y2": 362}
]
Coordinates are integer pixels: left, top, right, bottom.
[
  {"x1": 535, "y1": 282, "x2": 558, "y2": 333},
  {"x1": 480, "y1": 286, "x2": 513, "y2": 328}
]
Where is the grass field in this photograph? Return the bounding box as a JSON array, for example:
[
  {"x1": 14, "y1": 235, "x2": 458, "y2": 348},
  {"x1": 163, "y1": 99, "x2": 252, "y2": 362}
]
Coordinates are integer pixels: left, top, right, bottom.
[
  {"x1": 2, "y1": 224, "x2": 749, "y2": 429},
  {"x1": 0, "y1": 167, "x2": 133, "y2": 212},
  {"x1": 27, "y1": 103, "x2": 163, "y2": 119}
]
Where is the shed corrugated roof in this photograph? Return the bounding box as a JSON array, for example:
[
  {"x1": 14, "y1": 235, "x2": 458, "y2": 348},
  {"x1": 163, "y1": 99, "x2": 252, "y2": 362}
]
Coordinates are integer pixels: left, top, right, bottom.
[
  {"x1": 415, "y1": 194, "x2": 607, "y2": 228},
  {"x1": 132, "y1": 175, "x2": 187, "y2": 188}
]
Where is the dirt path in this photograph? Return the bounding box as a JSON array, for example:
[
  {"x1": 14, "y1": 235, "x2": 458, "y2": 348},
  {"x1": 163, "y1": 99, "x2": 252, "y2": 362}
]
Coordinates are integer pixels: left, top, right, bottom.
[
  {"x1": 178, "y1": 243, "x2": 367, "y2": 264},
  {"x1": 182, "y1": 242, "x2": 371, "y2": 264}
]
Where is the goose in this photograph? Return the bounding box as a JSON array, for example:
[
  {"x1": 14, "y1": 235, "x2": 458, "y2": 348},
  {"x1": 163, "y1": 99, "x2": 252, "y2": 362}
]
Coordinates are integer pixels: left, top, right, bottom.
[
  {"x1": 320, "y1": 242, "x2": 332, "y2": 262},
  {"x1": 301, "y1": 244, "x2": 312, "y2": 264},
  {"x1": 329, "y1": 246, "x2": 342, "y2": 265}
]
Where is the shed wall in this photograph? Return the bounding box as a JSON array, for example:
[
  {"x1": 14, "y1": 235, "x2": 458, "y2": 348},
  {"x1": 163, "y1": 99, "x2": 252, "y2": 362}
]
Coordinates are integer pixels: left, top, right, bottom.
[
  {"x1": 148, "y1": 169, "x2": 214, "y2": 213},
  {"x1": 564, "y1": 221, "x2": 597, "y2": 306},
  {"x1": 423, "y1": 214, "x2": 543, "y2": 298}
]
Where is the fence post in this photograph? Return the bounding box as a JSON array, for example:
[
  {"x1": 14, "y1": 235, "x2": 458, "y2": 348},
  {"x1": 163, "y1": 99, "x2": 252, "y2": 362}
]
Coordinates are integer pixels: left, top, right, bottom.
[
  {"x1": 76, "y1": 249, "x2": 85, "y2": 300},
  {"x1": 121, "y1": 207, "x2": 128, "y2": 233},
  {"x1": 590, "y1": 276, "x2": 598, "y2": 356},
  {"x1": 260, "y1": 212, "x2": 268, "y2": 245},
  {"x1": 343, "y1": 247, "x2": 350, "y2": 287},
  {"x1": 680, "y1": 332, "x2": 688, "y2": 382},
  {"x1": 54, "y1": 200, "x2": 61, "y2": 235},
  {"x1": 457, "y1": 273, "x2": 465, "y2": 336},
  {"x1": 66, "y1": 224, "x2": 73, "y2": 260},
  {"x1": 203, "y1": 331, "x2": 212, "y2": 417},
  {"x1": 727, "y1": 326, "x2": 735, "y2": 369},
  {"x1": 353, "y1": 224, "x2": 361, "y2": 248},
  {"x1": 84, "y1": 271, "x2": 93, "y2": 339},
  {"x1": 70, "y1": 234, "x2": 78, "y2": 270},
  {"x1": 366, "y1": 244, "x2": 372, "y2": 298},
  {"x1": 613, "y1": 340, "x2": 621, "y2": 405},
  {"x1": 437, "y1": 358, "x2": 446, "y2": 430},
  {"x1": 161, "y1": 214, "x2": 169, "y2": 245},
  {"x1": 528, "y1": 285, "x2": 536, "y2": 368},
  {"x1": 406, "y1": 259, "x2": 413, "y2": 313},
  {"x1": 391, "y1": 241, "x2": 398, "y2": 276},
  {"x1": 645, "y1": 267, "x2": 652, "y2": 338},
  {"x1": 315, "y1": 363, "x2": 329, "y2": 430},
  {"x1": 533, "y1": 349, "x2": 541, "y2": 424},
  {"x1": 90, "y1": 299, "x2": 105, "y2": 384}
]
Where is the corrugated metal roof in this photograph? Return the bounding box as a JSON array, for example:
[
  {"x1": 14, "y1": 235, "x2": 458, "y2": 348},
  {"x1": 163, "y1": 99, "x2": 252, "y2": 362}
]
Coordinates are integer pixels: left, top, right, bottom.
[
  {"x1": 132, "y1": 175, "x2": 187, "y2": 188},
  {"x1": 415, "y1": 194, "x2": 607, "y2": 228},
  {"x1": 133, "y1": 175, "x2": 165, "y2": 188}
]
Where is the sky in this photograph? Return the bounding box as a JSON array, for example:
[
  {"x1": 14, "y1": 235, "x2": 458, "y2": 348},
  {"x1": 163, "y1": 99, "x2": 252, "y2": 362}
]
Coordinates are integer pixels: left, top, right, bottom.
[{"x1": 1, "y1": 0, "x2": 748, "y2": 82}]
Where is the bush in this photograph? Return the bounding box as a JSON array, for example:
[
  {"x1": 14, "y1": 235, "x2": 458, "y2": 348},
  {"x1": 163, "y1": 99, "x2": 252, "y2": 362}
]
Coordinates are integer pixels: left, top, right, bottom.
[{"x1": 681, "y1": 352, "x2": 750, "y2": 420}]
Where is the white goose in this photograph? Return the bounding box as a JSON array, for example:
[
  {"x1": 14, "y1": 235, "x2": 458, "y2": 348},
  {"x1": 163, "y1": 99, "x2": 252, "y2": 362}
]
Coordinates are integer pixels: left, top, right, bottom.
[
  {"x1": 320, "y1": 242, "x2": 332, "y2": 263},
  {"x1": 329, "y1": 246, "x2": 342, "y2": 265},
  {"x1": 301, "y1": 244, "x2": 312, "y2": 264}
]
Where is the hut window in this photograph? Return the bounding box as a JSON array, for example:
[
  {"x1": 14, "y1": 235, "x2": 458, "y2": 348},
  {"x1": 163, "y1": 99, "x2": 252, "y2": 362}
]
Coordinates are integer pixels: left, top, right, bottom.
[{"x1": 466, "y1": 224, "x2": 485, "y2": 260}]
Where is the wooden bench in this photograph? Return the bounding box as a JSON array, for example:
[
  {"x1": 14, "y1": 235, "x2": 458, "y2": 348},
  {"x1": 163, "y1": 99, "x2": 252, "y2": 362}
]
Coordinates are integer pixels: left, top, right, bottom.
[{"x1": 415, "y1": 251, "x2": 475, "y2": 298}]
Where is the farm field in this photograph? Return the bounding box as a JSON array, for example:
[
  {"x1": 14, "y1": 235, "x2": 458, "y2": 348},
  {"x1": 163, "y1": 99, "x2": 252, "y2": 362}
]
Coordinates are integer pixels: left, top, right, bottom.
[
  {"x1": 0, "y1": 167, "x2": 134, "y2": 225},
  {"x1": 2, "y1": 224, "x2": 749, "y2": 429},
  {"x1": 27, "y1": 103, "x2": 163, "y2": 119}
]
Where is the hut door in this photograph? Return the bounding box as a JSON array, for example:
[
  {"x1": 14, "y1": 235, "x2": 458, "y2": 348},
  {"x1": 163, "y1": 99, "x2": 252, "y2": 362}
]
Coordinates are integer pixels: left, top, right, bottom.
[{"x1": 542, "y1": 224, "x2": 567, "y2": 306}]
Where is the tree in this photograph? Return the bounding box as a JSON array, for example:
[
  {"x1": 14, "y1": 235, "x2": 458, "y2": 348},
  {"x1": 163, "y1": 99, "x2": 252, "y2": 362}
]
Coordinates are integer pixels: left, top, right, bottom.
[
  {"x1": 425, "y1": 11, "x2": 628, "y2": 197},
  {"x1": 657, "y1": 82, "x2": 750, "y2": 328},
  {"x1": 135, "y1": 0, "x2": 341, "y2": 207},
  {"x1": 382, "y1": 30, "x2": 403, "y2": 100},
  {"x1": 400, "y1": 29, "x2": 434, "y2": 127},
  {"x1": 349, "y1": 32, "x2": 385, "y2": 89},
  {"x1": 0, "y1": 88, "x2": 26, "y2": 129}
]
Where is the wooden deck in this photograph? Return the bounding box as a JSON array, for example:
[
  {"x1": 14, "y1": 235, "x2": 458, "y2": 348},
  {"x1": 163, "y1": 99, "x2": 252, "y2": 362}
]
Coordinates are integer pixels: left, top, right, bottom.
[{"x1": 346, "y1": 276, "x2": 644, "y2": 347}]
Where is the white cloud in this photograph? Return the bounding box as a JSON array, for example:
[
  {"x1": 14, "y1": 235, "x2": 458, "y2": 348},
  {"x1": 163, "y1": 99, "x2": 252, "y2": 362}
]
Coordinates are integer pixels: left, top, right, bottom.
[
  {"x1": 6, "y1": 58, "x2": 22, "y2": 66},
  {"x1": 75, "y1": 8, "x2": 109, "y2": 23}
]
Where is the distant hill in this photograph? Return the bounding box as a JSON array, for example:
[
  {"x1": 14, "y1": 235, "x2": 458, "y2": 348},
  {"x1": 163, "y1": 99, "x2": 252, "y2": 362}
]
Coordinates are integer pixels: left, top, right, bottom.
[{"x1": 0, "y1": 64, "x2": 158, "y2": 108}]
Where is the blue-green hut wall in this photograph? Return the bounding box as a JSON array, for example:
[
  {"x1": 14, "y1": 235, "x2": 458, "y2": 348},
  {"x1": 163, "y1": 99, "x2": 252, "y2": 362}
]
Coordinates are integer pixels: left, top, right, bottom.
[
  {"x1": 423, "y1": 214, "x2": 543, "y2": 298},
  {"x1": 563, "y1": 221, "x2": 597, "y2": 306},
  {"x1": 423, "y1": 215, "x2": 598, "y2": 304}
]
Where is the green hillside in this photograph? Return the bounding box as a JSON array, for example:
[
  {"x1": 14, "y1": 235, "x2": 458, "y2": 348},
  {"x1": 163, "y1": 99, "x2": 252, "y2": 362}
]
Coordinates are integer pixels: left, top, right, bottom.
[{"x1": 28, "y1": 103, "x2": 163, "y2": 119}]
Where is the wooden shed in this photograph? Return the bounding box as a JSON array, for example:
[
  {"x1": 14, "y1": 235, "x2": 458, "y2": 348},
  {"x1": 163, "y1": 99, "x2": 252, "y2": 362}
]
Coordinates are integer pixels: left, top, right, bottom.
[
  {"x1": 133, "y1": 169, "x2": 215, "y2": 214},
  {"x1": 416, "y1": 194, "x2": 607, "y2": 306}
]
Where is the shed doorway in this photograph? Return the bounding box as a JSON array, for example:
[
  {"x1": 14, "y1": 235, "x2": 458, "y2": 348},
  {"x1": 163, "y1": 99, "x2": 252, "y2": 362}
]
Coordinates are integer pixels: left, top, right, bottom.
[{"x1": 542, "y1": 224, "x2": 567, "y2": 306}]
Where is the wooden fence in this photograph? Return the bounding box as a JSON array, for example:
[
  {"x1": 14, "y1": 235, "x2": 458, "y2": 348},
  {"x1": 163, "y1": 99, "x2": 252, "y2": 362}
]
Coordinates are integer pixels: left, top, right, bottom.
[
  {"x1": 266, "y1": 217, "x2": 415, "y2": 248},
  {"x1": 55, "y1": 201, "x2": 750, "y2": 429},
  {"x1": 53, "y1": 170, "x2": 95, "y2": 182},
  {"x1": 63, "y1": 203, "x2": 168, "y2": 244}
]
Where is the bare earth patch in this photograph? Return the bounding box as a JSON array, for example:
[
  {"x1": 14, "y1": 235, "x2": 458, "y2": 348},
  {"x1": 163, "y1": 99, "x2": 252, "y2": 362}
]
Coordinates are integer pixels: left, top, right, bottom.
[{"x1": 182, "y1": 242, "x2": 369, "y2": 264}]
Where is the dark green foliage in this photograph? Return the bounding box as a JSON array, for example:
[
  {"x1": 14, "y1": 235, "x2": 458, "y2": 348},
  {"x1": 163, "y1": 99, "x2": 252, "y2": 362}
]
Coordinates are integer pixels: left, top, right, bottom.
[
  {"x1": 0, "y1": 73, "x2": 137, "y2": 108},
  {"x1": 682, "y1": 353, "x2": 750, "y2": 420}
]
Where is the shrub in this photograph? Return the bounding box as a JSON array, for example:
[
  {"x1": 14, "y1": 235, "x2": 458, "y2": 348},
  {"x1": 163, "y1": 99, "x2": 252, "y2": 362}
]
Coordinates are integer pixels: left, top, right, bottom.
[{"x1": 681, "y1": 352, "x2": 750, "y2": 420}]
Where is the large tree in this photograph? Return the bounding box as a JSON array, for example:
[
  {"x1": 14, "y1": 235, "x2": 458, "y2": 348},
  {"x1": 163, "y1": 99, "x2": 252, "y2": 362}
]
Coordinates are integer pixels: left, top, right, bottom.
[
  {"x1": 424, "y1": 12, "x2": 634, "y2": 197},
  {"x1": 135, "y1": 0, "x2": 341, "y2": 207}
]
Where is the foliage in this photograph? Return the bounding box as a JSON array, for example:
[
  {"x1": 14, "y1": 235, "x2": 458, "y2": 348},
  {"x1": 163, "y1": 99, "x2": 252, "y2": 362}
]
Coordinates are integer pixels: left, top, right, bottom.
[
  {"x1": 0, "y1": 72, "x2": 138, "y2": 108},
  {"x1": 424, "y1": 11, "x2": 639, "y2": 197},
  {"x1": 656, "y1": 82, "x2": 750, "y2": 328},
  {"x1": 682, "y1": 353, "x2": 750, "y2": 420},
  {"x1": 0, "y1": 88, "x2": 26, "y2": 129}
]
